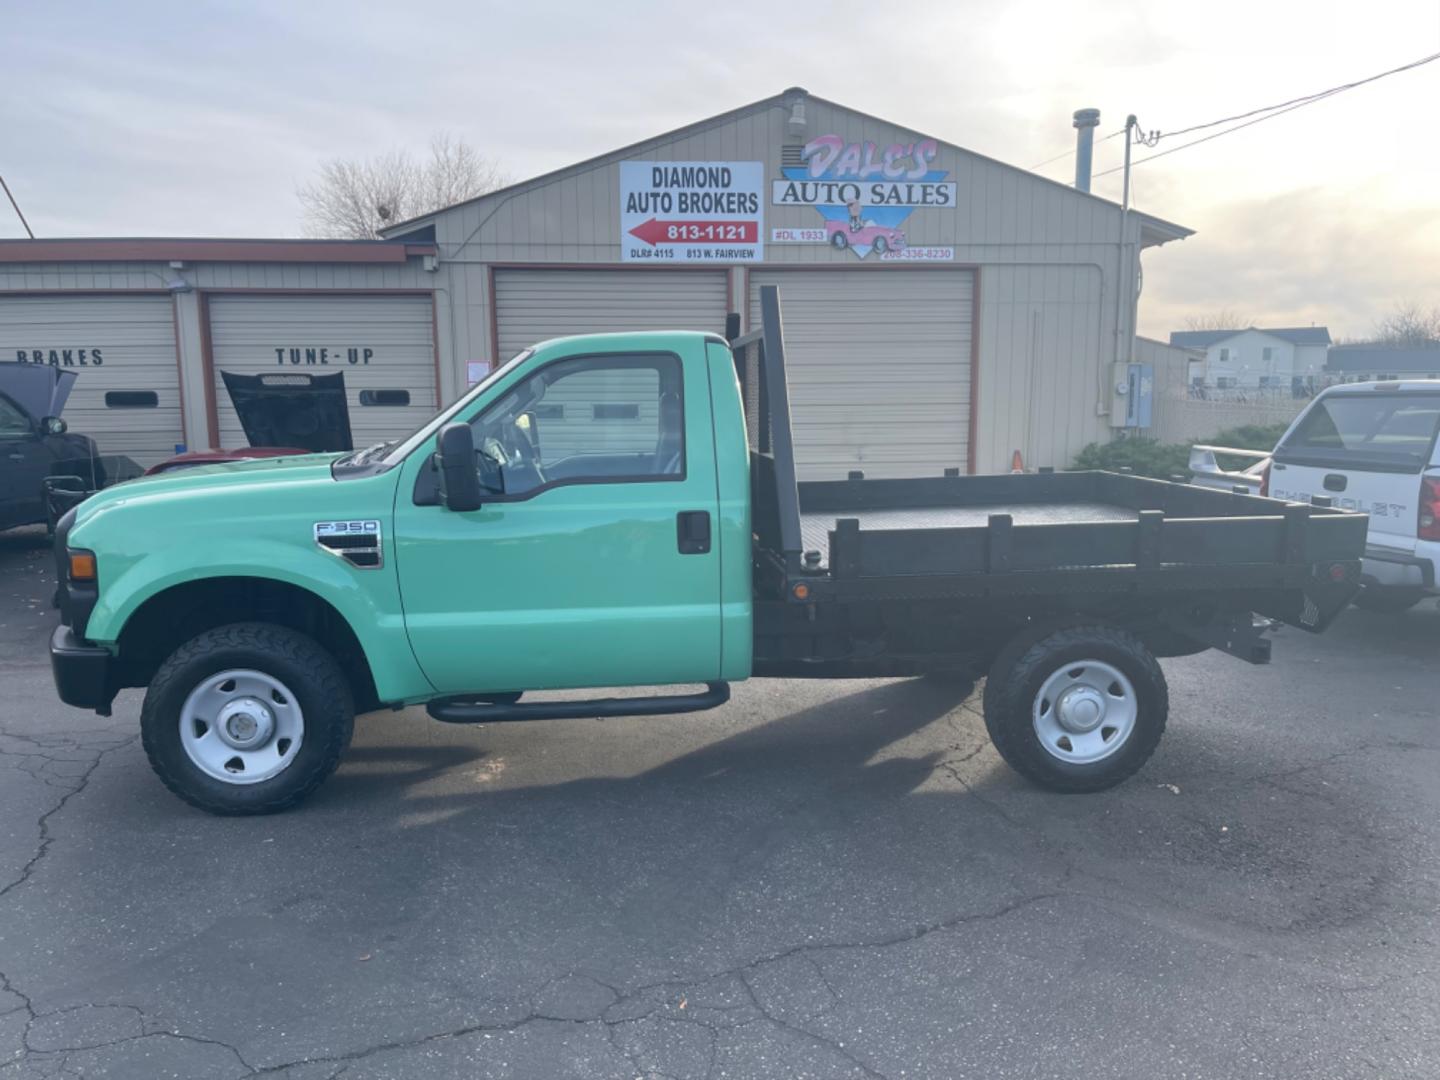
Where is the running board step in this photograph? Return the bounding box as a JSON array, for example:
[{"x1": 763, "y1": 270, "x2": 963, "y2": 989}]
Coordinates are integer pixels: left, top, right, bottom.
[{"x1": 426, "y1": 682, "x2": 730, "y2": 724}]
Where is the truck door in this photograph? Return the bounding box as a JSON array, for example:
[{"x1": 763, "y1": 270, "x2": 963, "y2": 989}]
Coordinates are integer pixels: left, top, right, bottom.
[
  {"x1": 1271, "y1": 389, "x2": 1440, "y2": 548},
  {"x1": 392, "y1": 343, "x2": 722, "y2": 694},
  {"x1": 0, "y1": 392, "x2": 49, "y2": 530}
]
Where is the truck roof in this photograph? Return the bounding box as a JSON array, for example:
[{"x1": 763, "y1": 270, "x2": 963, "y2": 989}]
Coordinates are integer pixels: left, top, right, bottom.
[
  {"x1": 529, "y1": 329, "x2": 730, "y2": 354},
  {"x1": 1319, "y1": 378, "x2": 1440, "y2": 397}
]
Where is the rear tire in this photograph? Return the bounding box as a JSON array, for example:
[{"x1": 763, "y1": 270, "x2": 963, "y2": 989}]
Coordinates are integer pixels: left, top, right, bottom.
[
  {"x1": 1353, "y1": 586, "x2": 1425, "y2": 613},
  {"x1": 141, "y1": 623, "x2": 354, "y2": 815},
  {"x1": 983, "y1": 625, "x2": 1167, "y2": 793}
]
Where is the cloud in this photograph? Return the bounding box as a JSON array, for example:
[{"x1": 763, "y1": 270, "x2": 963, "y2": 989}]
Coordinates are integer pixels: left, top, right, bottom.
[{"x1": 1141, "y1": 184, "x2": 1440, "y2": 339}]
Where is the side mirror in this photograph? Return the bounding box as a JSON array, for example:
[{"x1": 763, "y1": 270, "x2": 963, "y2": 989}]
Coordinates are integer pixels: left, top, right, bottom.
[
  {"x1": 435, "y1": 423, "x2": 482, "y2": 512},
  {"x1": 42, "y1": 416, "x2": 67, "y2": 436}
]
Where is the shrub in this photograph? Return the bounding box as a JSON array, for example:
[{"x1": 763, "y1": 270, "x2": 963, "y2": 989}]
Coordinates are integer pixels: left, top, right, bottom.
[
  {"x1": 1207, "y1": 422, "x2": 1289, "y2": 452},
  {"x1": 1071, "y1": 438, "x2": 1191, "y2": 480},
  {"x1": 1071, "y1": 421, "x2": 1289, "y2": 480}
]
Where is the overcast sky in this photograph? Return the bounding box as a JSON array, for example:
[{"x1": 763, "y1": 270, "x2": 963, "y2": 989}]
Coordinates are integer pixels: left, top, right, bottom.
[{"x1": 3, "y1": 0, "x2": 1438, "y2": 338}]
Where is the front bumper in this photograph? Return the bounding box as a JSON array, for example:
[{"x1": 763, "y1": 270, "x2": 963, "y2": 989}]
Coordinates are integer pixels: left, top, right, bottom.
[{"x1": 50, "y1": 626, "x2": 116, "y2": 715}]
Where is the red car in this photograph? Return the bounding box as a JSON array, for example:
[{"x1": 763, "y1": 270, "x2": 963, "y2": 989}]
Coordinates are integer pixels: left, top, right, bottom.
[{"x1": 143, "y1": 446, "x2": 309, "y2": 476}]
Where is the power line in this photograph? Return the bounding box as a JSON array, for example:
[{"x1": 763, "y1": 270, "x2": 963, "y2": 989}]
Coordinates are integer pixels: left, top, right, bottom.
[
  {"x1": 1028, "y1": 128, "x2": 1122, "y2": 171},
  {"x1": 0, "y1": 173, "x2": 34, "y2": 239},
  {"x1": 1093, "y1": 50, "x2": 1440, "y2": 178},
  {"x1": 1155, "y1": 49, "x2": 1440, "y2": 142}
]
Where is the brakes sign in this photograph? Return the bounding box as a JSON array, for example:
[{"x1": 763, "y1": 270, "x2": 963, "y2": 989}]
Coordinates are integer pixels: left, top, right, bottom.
[{"x1": 620, "y1": 161, "x2": 764, "y2": 263}]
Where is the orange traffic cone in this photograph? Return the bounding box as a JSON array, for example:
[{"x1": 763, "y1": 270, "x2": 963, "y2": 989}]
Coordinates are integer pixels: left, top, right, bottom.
[{"x1": 1010, "y1": 450, "x2": 1024, "y2": 473}]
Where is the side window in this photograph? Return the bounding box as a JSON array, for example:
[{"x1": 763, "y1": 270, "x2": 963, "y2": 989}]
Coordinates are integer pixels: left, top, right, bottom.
[
  {"x1": 469, "y1": 353, "x2": 684, "y2": 497},
  {"x1": 0, "y1": 395, "x2": 32, "y2": 437}
]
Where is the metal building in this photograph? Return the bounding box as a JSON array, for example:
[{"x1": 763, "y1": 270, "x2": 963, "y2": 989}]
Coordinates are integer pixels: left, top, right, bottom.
[
  {"x1": 0, "y1": 240, "x2": 441, "y2": 467},
  {"x1": 0, "y1": 88, "x2": 1190, "y2": 475}
]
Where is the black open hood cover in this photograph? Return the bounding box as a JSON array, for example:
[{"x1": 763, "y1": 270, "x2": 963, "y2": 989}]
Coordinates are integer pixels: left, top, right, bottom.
[
  {"x1": 0, "y1": 362, "x2": 77, "y2": 420},
  {"x1": 220, "y1": 370, "x2": 353, "y2": 452}
]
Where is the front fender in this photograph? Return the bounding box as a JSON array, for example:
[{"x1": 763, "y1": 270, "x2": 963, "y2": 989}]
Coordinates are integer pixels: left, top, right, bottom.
[{"x1": 86, "y1": 540, "x2": 434, "y2": 704}]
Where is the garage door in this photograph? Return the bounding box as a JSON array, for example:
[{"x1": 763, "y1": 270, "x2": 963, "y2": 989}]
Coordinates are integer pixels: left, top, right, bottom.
[
  {"x1": 494, "y1": 269, "x2": 728, "y2": 360},
  {"x1": 207, "y1": 295, "x2": 437, "y2": 451},
  {"x1": 749, "y1": 269, "x2": 974, "y2": 480},
  {"x1": 0, "y1": 294, "x2": 183, "y2": 467}
]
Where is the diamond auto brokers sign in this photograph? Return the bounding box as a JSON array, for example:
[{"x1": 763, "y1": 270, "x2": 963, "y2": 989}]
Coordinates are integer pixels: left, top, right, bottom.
[{"x1": 620, "y1": 162, "x2": 764, "y2": 262}]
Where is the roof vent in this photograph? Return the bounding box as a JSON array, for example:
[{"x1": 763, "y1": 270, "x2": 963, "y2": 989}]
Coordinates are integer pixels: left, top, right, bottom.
[{"x1": 787, "y1": 98, "x2": 807, "y2": 139}]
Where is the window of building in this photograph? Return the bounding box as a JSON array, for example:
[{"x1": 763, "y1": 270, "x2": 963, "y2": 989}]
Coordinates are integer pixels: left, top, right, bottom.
[
  {"x1": 468, "y1": 353, "x2": 684, "y2": 498},
  {"x1": 358, "y1": 389, "x2": 410, "y2": 406},
  {"x1": 1219, "y1": 348, "x2": 1231, "y2": 363},
  {"x1": 104, "y1": 390, "x2": 159, "y2": 408}
]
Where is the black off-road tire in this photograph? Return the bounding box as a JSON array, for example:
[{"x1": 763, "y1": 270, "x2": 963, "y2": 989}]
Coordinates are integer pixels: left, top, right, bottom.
[
  {"x1": 1353, "y1": 586, "x2": 1425, "y2": 613},
  {"x1": 141, "y1": 622, "x2": 354, "y2": 815},
  {"x1": 982, "y1": 625, "x2": 1167, "y2": 794}
]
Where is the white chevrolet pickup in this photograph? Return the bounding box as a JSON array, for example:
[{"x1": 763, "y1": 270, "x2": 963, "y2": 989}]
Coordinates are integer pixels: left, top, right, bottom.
[{"x1": 1265, "y1": 380, "x2": 1440, "y2": 612}]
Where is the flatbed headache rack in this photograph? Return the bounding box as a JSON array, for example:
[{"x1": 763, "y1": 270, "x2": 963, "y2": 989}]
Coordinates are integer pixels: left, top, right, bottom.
[{"x1": 731, "y1": 286, "x2": 1366, "y2": 657}]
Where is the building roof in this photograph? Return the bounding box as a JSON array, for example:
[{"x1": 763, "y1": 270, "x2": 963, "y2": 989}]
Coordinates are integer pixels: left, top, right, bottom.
[
  {"x1": 1169, "y1": 326, "x2": 1332, "y2": 348},
  {"x1": 1326, "y1": 345, "x2": 1440, "y2": 373},
  {"x1": 380, "y1": 87, "x2": 1193, "y2": 247},
  {"x1": 0, "y1": 237, "x2": 436, "y2": 264}
]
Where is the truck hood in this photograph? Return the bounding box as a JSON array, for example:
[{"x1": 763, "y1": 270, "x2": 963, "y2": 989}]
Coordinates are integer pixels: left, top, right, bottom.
[
  {"x1": 71, "y1": 453, "x2": 345, "y2": 526},
  {"x1": 0, "y1": 362, "x2": 77, "y2": 420}
]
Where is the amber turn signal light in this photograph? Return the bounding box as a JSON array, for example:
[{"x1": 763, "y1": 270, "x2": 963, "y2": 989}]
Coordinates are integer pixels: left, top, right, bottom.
[{"x1": 68, "y1": 551, "x2": 97, "y2": 582}]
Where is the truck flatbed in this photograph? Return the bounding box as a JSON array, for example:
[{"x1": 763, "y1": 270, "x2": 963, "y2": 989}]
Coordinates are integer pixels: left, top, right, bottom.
[
  {"x1": 799, "y1": 500, "x2": 1136, "y2": 568},
  {"x1": 736, "y1": 286, "x2": 1366, "y2": 677}
]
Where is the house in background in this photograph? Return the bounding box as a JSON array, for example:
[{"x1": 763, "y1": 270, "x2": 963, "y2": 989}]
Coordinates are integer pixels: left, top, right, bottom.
[
  {"x1": 1169, "y1": 326, "x2": 1332, "y2": 391},
  {"x1": 1326, "y1": 344, "x2": 1440, "y2": 381}
]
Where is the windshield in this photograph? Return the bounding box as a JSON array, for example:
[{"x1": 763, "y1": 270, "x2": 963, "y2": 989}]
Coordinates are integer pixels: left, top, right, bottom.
[{"x1": 379, "y1": 349, "x2": 534, "y2": 466}]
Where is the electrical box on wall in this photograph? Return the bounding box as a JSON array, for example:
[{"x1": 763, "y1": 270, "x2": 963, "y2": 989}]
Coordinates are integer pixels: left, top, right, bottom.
[{"x1": 1109, "y1": 362, "x2": 1154, "y2": 428}]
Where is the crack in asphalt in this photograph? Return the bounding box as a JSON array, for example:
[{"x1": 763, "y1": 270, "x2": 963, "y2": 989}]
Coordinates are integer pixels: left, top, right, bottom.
[
  {"x1": 91, "y1": 891, "x2": 1051, "y2": 1078},
  {"x1": 735, "y1": 968, "x2": 886, "y2": 1080},
  {"x1": 0, "y1": 734, "x2": 136, "y2": 903}
]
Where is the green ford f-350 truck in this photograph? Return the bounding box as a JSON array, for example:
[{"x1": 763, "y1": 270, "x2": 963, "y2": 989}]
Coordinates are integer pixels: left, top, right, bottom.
[{"x1": 48, "y1": 287, "x2": 1368, "y2": 814}]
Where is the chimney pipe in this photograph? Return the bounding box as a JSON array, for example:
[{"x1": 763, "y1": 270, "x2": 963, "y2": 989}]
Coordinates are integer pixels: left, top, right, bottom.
[{"x1": 1072, "y1": 108, "x2": 1101, "y2": 192}]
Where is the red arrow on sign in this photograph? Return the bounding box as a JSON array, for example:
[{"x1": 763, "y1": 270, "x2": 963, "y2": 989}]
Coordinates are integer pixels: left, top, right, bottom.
[{"x1": 628, "y1": 218, "x2": 759, "y2": 245}]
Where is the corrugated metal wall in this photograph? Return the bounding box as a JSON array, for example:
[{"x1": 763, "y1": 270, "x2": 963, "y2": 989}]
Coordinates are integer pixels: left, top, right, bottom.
[
  {"x1": 493, "y1": 269, "x2": 728, "y2": 359},
  {"x1": 207, "y1": 294, "x2": 437, "y2": 450},
  {"x1": 0, "y1": 92, "x2": 1174, "y2": 474},
  {"x1": 416, "y1": 93, "x2": 1152, "y2": 472},
  {"x1": 0, "y1": 260, "x2": 442, "y2": 455},
  {"x1": 0, "y1": 294, "x2": 184, "y2": 465},
  {"x1": 749, "y1": 268, "x2": 974, "y2": 479}
]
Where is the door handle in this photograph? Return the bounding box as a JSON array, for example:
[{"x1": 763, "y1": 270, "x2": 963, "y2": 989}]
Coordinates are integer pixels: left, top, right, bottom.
[
  {"x1": 7, "y1": 453, "x2": 24, "y2": 462},
  {"x1": 1323, "y1": 474, "x2": 1347, "y2": 492},
  {"x1": 676, "y1": 510, "x2": 711, "y2": 555}
]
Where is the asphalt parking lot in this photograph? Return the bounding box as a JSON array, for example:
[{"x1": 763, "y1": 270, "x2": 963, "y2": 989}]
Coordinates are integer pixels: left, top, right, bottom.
[{"x1": 1, "y1": 524, "x2": 1437, "y2": 1080}]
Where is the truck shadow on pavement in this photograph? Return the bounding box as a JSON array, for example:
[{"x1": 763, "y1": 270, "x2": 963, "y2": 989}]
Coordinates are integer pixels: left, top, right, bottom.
[{"x1": 6, "y1": 665, "x2": 1431, "y2": 1078}]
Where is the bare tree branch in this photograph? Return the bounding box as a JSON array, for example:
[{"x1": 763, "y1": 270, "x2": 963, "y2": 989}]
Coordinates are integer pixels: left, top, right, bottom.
[
  {"x1": 1182, "y1": 309, "x2": 1253, "y2": 332},
  {"x1": 1367, "y1": 301, "x2": 1440, "y2": 348},
  {"x1": 298, "y1": 134, "x2": 508, "y2": 239}
]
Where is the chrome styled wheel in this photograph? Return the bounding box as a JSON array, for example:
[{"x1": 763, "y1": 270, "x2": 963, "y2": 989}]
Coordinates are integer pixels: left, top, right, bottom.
[
  {"x1": 179, "y1": 668, "x2": 304, "y2": 785},
  {"x1": 1031, "y1": 659, "x2": 1138, "y2": 765}
]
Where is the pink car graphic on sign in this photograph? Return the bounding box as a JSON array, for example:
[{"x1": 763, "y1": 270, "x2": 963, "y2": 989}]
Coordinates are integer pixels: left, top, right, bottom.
[{"x1": 826, "y1": 218, "x2": 906, "y2": 256}]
